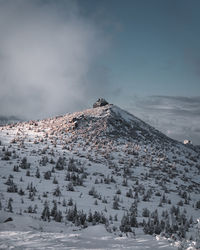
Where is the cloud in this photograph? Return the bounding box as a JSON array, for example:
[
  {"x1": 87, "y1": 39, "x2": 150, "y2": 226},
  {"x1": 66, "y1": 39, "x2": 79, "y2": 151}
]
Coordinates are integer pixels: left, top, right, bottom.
[
  {"x1": 0, "y1": 0, "x2": 110, "y2": 119},
  {"x1": 128, "y1": 95, "x2": 200, "y2": 145}
]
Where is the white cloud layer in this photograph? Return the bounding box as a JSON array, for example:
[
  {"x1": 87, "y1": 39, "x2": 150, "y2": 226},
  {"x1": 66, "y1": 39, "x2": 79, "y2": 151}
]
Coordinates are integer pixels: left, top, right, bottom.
[
  {"x1": 129, "y1": 96, "x2": 200, "y2": 145},
  {"x1": 0, "y1": 0, "x2": 109, "y2": 119}
]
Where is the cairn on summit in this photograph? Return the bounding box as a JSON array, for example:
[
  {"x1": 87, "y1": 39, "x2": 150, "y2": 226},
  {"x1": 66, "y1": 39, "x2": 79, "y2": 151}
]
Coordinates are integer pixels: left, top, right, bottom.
[{"x1": 93, "y1": 98, "x2": 109, "y2": 108}]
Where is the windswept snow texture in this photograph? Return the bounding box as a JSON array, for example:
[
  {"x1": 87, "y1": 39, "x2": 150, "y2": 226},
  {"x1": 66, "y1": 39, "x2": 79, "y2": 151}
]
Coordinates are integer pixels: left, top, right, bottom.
[
  {"x1": 0, "y1": 226, "x2": 176, "y2": 250},
  {"x1": 0, "y1": 213, "x2": 176, "y2": 249},
  {"x1": 0, "y1": 104, "x2": 200, "y2": 249}
]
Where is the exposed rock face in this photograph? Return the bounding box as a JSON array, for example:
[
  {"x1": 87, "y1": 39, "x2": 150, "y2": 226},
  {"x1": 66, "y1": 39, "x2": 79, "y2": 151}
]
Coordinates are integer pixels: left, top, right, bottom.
[{"x1": 93, "y1": 98, "x2": 109, "y2": 108}]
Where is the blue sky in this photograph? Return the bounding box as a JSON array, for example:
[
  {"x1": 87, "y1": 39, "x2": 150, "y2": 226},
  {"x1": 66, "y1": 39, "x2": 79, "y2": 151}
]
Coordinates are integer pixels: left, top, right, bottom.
[
  {"x1": 79, "y1": 0, "x2": 200, "y2": 98},
  {"x1": 0, "y1": 0, "x2": 199, "y2": 143}
]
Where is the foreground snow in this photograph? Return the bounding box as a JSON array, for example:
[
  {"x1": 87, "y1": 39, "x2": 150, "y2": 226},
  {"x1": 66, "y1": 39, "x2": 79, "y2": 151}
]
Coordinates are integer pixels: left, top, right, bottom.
[
  {"x1": 0, "y1": 212, "x2": 176, "y2": 249},
  {"x1": 0, "y1": 211, "x2": 177, "y2": 250},
  {"x1": 0, "y1": 226, "x2": 176, "y2": 250}
]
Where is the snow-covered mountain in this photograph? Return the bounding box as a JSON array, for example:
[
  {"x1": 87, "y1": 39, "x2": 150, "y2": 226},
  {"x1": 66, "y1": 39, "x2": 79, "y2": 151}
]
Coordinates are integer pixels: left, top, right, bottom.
[{"x1": 0, "y1": 101, "x2": 199, "y2": 249}]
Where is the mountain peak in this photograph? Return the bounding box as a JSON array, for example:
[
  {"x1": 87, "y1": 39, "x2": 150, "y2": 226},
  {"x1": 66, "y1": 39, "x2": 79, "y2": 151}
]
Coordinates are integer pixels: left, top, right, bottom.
[{"x1": 39, "y1": 103, "x2": 176, "y2": 147}]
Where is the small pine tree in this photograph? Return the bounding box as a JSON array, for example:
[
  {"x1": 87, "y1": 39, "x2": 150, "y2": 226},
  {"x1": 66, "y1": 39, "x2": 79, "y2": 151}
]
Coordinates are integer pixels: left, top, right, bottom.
[
  {"x1": 195, "y1": 219, "x2": 200, "y2": 249},
  {"x1": 53, "y1": 186, "x2": 61, "y2": 197},
  {"x1": 18, "y1": 188, "x2": 25, "y2": 196},
  {"x1": 116, "y1": 189, "x2": 121, "y2": 195},
  {"x1": 88, "y1": 210, "x2": 93, "y2": 222},
  {"x1": 55, "y1": 157, "x2": 65, "y2": 170},
  {"x1": 142, "y1": 208, "x2": 150, "y2": 217},
  {"x1": 35, "y1": 168, "x2": 40, "y2": 178},
  {"x1": 112, "y1": 200, "x2": 119, "y2": 210},
  {"x1": 20, "y1": 157, "x2": 30, "y2": 169},
  {"x1": 55, "y1": 210, "x2": 62, "y2": 222},
  {"x1": 7, "y1": 198, "x2": 13, "y2": 212},
  {"x1": 53, "y1": 176, "x2": 58, "y2": 184},
  {"x1": 13, "y1": 165, "x2": 19, "y2": 172},
  {"x1": 26, "y1": 170, "x2": 30, "y2": 176},
  {"x1": 68, "y1": 198, "x2": 73, "y2": 206},
  {"x1": 62, "y1": 199, "x2": 66, "y2": 207},
  {"x1": 122, "y1": 178, "x2": 128, "y2": 186},
  {"x1": 67, "y1": 182, "x2": 74, "y2": 191},
  {"x1": 120, "y1": 214, "x2": 132, "y2": 233},
  {"x1": 130, "y1": 213, "x2": 138, "y2": 227},
  {"x1": 51, "y1": 200, "x2": 58, "y2": 218},
  {"x1": 126, "y1": 189, "x2": 133, "y2": 198},
  {"x1": 41, "y1": 201, "x2": 50, "y2": 222},
  {"x1": 196, "y1": 201, "x2": 200, "y2": 209},
  {"x1": 27, "y1": 205, "x2": 33, "y2": 213},
  {"x1": 33, "y1": 204, "x2": 38, "y2": 213},
  {"x1": 44, "y1": 171, "x2": 51, "y2": 180}
]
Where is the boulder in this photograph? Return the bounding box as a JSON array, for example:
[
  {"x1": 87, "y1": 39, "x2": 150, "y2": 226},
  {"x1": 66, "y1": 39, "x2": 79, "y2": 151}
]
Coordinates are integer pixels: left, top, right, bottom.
[{"x1": 3, "y1": 217, "x2": 13, "y2": 223}]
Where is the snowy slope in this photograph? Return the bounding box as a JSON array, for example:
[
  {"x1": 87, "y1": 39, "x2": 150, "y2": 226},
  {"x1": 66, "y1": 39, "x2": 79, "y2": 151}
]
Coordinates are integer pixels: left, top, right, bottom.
[{"x1": 0, "y1": 103, "x2": 200, "y2": 249}]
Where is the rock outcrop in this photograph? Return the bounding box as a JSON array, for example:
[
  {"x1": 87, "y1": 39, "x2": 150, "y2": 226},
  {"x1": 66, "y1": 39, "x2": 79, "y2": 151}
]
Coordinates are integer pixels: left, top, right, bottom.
[{"x1": 93, "y1": 98, "x2": 109, "y2": 108}]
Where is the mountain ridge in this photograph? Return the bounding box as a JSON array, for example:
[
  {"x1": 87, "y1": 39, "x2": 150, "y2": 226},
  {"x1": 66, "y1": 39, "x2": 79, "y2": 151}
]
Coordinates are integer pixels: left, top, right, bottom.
[
  {"x1": 3, "y1": 103, "x2": 191, "y2": 149},
  {"x1": 22, "y1": 103, "x2": 180, "y2": 146}
]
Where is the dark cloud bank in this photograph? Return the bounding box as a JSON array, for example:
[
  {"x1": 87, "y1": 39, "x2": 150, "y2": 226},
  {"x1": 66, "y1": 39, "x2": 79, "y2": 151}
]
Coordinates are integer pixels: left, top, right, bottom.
[
  {"x1": 0, "y1": 0, "x2": 110, "y2": 119},
  {"x1": 129, "y1": 96, "x2": 200, "y2": 145}
]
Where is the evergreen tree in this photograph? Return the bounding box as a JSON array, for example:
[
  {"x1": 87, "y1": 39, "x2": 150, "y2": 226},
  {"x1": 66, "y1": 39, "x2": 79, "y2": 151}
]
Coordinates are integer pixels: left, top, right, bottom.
[
  {"x1": 51, "y1": 200, "x2": 58, "y2": 218},
  {"x1": 195, "y1": 219, "x2": 200, "y2": 249},
  {"x1": 41, "y1": 201, "x2": 50, "y2": 221},
  {"x1": 142, "y1": 208, "x2": 150, "y2": 217},
  {"x1": 55, "y1": 157, "x2": 65, "y2": 170},
  {"x1": 120, "y1": 214, "x2": 132, "y2": 233},
  {"x1": 53, "y1": 186, "x2": 61, "y2": 197},
  {"x1": 130, "y1": 213, "x2": 138, "y2": 227},
  {"x1": 68, "y1": 198, "x2": 73, "y2": 206},
  {"x1": 7, "y1": 198, "x2": 13, "y2": 212},
  {"x1": 88, "y1": 210, "x2": 93, "y2": 223},
  {"x1": 62, "y1": 199, "x2": 66, "y2": 207},
  {"x1": 35, "y1": 167, "x2": 40, "y2": 178},
  {"x1": 112, "y1": 200, "x2": 119, "y2": 210},
  {"x1": 55, "y1": 210, "x2": 62, "y2": 222}
]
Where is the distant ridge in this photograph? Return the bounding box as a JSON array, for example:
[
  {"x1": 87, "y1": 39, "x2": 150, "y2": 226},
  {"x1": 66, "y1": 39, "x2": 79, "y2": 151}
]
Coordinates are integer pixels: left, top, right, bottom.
[{"x1": 0, "y1": 115, "x2": 22, "y2": 125}]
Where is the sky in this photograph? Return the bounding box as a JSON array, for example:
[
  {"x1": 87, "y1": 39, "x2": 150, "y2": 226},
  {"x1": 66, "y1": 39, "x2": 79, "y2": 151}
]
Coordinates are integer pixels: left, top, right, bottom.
[{"x1": 0, "y1": 0, "x2": 200, "y2": 144}]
